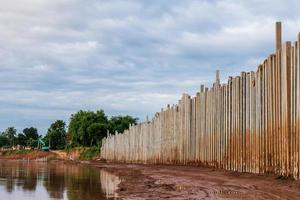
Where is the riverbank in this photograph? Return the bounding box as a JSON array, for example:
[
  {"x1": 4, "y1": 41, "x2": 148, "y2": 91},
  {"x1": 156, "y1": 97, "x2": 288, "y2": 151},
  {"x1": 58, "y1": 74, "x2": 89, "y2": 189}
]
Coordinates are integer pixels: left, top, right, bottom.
[
  {"x1": 0, "y1": 147, "x2": 100, "y2": 161},
  {"x1": 90, "y1": 162, "x2": 300, "y2": 199},
  {"x1": 1, "y1": 150, "x2": 300, "y2": 199},
  {"x1": 0, "y1": 149, "x2": 56, "y2": 160}
]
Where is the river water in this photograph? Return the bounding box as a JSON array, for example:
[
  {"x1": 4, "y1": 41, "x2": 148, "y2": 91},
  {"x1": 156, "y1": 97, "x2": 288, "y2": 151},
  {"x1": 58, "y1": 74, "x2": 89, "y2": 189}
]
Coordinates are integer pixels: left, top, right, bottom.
[{"x1": 0, "y1": 160, "x2": 121, "y2": 200}]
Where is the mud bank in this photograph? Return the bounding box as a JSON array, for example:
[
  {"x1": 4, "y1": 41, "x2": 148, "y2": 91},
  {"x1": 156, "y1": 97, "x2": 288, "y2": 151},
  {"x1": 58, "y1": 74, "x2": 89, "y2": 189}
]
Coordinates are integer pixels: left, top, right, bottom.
[
  {"x1": 2, "y1": 151, "x2": 300, "y2": 199},
  {"x1": 0, "y1": 148, "x2": 99, "y2": 161},
  {"x1": 0, "y1": 150, "x2": 55, "y2": 160},
  {"x1": 89, "y1": 162, "x2": 300, "y2": 200}
]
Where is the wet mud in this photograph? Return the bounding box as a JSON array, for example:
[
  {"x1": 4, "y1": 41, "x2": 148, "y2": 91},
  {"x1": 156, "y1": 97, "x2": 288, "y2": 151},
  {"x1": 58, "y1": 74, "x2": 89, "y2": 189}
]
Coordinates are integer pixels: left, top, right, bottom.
[{"x1": 90, "y1": 161, "x2": 300, "y2": 200}]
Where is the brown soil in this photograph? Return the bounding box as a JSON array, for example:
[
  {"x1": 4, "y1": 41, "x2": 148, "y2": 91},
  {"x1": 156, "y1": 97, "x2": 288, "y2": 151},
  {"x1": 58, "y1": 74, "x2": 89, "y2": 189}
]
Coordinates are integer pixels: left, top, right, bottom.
[
  {"x1": 51, "y1": 149, "x2": 81, "y2": 160},
  {"x1": 2, "y1": 151, "x2": 300, "y2": 199},
  {"x1": 89, "y1": 161, "x2": 300, "y2": 200},
  {"x1": 0, "y1": 149, "x2": 82, "y2": 161},
  {"x1": 0, "y1": 150, "x2": 54, "y2": 160}
]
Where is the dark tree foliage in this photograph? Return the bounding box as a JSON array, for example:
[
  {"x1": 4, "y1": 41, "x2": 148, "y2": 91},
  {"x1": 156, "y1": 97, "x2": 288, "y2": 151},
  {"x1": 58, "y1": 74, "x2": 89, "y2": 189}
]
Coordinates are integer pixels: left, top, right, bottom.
[
  {"x1": 0, "y1": 129, "x2": 28, "y2": 147},
  {"x1": 109, "y1": 115, "x2": 138, "y2": 134},
  {"x1": 44, "y1": 120, "x2": 67, "y2": 150},
  {"x1": 27, "y1": 138, "x2": 38, "y2": 148},
  {"x1": 0, "y1": 110, "x2": 138, "y2": 149},
  {"x1": 23, "y1": 127, "x2": 39, "y2": 147},
  {"x1": 68, "y1": 110, "x2": 109, "y2": 147},
  {"x1": 16, "y1": 133, "x2": 27, "y2": 146},
  {"x1": 0, "y1": 133, "x2": 10, "y2": 147},
  {"x1": 68, "y1": 110, "x2": 138, "y2": 147},
  {"x1": 23, "y1": 127, "x2": 39, "y2": 140},
  {"x1": 4, "y1": 127, "x2": 17, "y2": 146},
  {"x1": 0, "y1": 127, "x2": 39, "y2": 148}
]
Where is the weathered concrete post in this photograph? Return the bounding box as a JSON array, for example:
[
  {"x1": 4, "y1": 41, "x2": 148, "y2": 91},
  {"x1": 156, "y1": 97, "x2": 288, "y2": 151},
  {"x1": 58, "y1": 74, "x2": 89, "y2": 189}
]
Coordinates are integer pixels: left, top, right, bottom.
[
  {"x1": 276, "y1": 21, "x2": 282, "y2": 51},
  {"x1": 100, "y1": 22, "x2": 300, "y2": 179},
  {"x1": 216, "y1": 70, "x2": 220, "y2": 85}
]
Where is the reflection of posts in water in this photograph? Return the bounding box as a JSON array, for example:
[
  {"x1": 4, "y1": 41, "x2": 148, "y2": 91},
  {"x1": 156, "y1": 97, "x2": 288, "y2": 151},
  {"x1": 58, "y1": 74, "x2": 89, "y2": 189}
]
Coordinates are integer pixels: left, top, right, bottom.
[
  {"x1": 0, "y1": 161, "x2": 38, "y2": 192},
  {"x1": 0, "y1": 161, "x2": 114, "y2": 200},
  {"x1": 100, "y1": 170, "x2": 121, "y2": 198},
  {"x1": 43, "y1": 164, "x2": 66, "y2": 199}
]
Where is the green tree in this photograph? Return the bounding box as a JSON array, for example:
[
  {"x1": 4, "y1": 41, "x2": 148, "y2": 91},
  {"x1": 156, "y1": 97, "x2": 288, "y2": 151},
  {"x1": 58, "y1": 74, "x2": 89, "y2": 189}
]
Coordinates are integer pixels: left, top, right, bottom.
[
  {"x1": 45, "y1": 120, "x2": 67, "y2": 150},
  {"x1": 5, "y1": 127, "x2": 16, "y2": 146},
  {"x1": 86, "y1": 123, "x2": 107, "y2": 146},
  {"x1": 22, "y1": 127, "x2": 39, "y2": 147},
  {"x1": 109, "y1": 115, "x2": 138, "y2": 134},
  {"x1": 27, "y1": 138, "x2": 37, "y2": 148},
  {"x1": 23, "y1": 127, "x2": 39, "y2": 140},
  {"x1": 16, "y1": 133, "x2": 27, "y2": 146},
  {"x1": 0, "y1": 133, "x2": 9, "y2": 147},
  {"x1": 68, "y1": 110, "x2": 109, "y2": 147}
]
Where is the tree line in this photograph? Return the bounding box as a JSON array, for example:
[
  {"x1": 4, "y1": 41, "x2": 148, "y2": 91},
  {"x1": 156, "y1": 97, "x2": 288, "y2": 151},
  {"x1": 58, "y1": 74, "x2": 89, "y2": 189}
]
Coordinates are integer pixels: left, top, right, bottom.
[{"x1": 0, "y1": 110, "x2": 138, "y2": 150}]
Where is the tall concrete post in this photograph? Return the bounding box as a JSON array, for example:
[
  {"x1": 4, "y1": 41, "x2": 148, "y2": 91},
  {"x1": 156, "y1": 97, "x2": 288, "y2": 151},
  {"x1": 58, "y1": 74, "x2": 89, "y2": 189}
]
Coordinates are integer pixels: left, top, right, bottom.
[
  {"x1": 216, "y1": 70, "x2": 220, "y2": 85},
  {"x1": 276, "y1": 21, "x2": 282, "y2": 51}
]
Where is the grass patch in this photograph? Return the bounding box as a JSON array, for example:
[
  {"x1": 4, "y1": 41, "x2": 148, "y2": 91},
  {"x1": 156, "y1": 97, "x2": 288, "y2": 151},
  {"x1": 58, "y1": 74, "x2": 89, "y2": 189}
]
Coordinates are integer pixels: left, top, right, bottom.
[
  {"x1": 79, "y1": 146, "x2": 100, "y2": 160},
  {"x1": 0, "y1": 149, "x2": 34, "y2": 156}
]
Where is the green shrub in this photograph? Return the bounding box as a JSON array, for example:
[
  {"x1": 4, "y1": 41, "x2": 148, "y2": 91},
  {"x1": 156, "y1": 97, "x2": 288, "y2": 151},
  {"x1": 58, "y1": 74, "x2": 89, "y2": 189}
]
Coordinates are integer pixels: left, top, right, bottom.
[{"x1": 79, "y1": 146, "x2": 100, "y2": 160}]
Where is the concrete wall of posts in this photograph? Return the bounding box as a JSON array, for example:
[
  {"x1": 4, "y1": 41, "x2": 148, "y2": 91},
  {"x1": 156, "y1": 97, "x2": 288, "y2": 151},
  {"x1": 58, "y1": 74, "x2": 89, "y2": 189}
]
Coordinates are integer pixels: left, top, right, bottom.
[{"x1": 100, "y1": 22, "x2": 300, "y2": 179}]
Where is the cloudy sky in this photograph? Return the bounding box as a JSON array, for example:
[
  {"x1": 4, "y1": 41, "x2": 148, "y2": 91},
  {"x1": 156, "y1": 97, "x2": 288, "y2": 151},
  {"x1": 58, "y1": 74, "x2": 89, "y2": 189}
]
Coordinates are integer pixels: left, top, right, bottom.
[{"x1": 1, "y1": 0, "x2": 300, "y2": 134}]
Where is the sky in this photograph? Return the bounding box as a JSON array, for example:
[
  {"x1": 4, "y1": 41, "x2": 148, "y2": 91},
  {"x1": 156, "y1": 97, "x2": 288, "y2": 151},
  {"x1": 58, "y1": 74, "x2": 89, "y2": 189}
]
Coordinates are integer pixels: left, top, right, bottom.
[{"x1": 1, "y1": 0, "x2": 300, "y2": 134}]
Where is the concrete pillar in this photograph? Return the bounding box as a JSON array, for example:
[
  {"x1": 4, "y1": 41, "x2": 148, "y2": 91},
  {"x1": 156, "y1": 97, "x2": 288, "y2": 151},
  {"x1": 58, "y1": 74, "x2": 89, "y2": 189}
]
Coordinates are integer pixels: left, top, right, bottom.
[
  {"x1": 276, "y1": 22, "x2": 282, "y2": 51},
  {"x1": 216, "y1": 70, "x2": 220, "y2": 85}
]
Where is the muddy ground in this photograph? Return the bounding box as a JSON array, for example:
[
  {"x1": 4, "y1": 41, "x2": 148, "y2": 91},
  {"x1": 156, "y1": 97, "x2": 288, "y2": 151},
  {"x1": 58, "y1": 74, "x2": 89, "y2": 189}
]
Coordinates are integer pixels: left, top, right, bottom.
[
  {"x1": 1, "y1": 151, "x2": 300, "y2": 199},
  {"x1": 90, "y1": 161, "x2": 300, "y2": 200}
]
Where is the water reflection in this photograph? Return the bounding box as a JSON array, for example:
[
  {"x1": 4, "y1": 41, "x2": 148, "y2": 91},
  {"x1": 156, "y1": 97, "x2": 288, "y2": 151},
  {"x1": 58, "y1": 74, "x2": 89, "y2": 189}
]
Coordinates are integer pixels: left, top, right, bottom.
[
  {"x1": 0, "y1": 160, "x2": 121, "y2": 200},
  {"x1": 100, "y1": 170, "x2": 121, "y2": 199}
]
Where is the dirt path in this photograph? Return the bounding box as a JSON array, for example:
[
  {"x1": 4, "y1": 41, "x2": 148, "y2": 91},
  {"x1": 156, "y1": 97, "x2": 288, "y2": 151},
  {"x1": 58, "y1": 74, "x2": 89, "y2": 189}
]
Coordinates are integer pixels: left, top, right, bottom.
[{"x1": 90, "y1": 162, "x2": 300, "y2": 200}]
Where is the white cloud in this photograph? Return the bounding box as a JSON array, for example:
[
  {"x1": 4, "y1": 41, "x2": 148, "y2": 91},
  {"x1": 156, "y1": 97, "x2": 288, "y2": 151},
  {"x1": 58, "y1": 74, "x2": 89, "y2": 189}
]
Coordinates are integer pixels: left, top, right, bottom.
[
  {"x1": 47, "y1": 41, "x2": 99, "y2": 55},
  {"x1": 0, "y1": 0, "x2": 300, "y2": 133}
]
